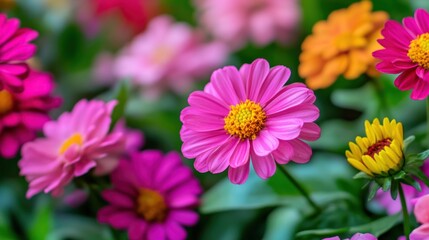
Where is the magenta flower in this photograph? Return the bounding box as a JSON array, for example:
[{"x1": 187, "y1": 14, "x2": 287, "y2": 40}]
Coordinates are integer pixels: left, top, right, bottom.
[
  {"x1": 98, "y1": 150, "x2": 202, "y2": 240},
  {"x1": 375, "y1": 161, "x2": 429, "y2": 214},
  {"x1": 19, "y1": 99, "x2": 124, "y2": 198},
  {"x1": 0, "y1": 70, "x2": 61, "y2": 158},
  {"x1": 194, "y1": 0, "x2": 300, "y2": 48},
  {"x1": 0, "y1": 14, "x2": 38, "y2": 92},
  {"x1": 374, "y1": 9, "x2": 429, "y2": 100},
  {"x1": 323, "y1": 233, "x2": 377, "y2": 240},
  {"x1": 411, "y1": 194, "x2": 429, "y2": 240},
  {"x1": 180, "y1": 58, "x2": 320, "y2": 184},
  {"x1": 114, "y1": 15, "x2": 228, "y2": 97}
]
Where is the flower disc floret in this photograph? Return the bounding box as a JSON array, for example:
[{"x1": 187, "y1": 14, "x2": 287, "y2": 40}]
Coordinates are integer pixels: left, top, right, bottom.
[
  {"x1": 224, "y1": 100, "x2": 266, "y2": 140},
  {"x1": 408, "y1": 33, "x2": 429, "y2": 69},
  {"x1": 346, "y1": 118, "x2": 404, "y2": 177},
  {"x1": 136, "y1": 188, "x2": 167, "y2": 222}
]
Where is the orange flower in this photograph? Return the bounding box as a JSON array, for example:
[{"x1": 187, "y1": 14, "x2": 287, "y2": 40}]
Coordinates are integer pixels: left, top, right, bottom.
[{"x1": 299, "y1": 1, "x2": 388, "y2": 89}]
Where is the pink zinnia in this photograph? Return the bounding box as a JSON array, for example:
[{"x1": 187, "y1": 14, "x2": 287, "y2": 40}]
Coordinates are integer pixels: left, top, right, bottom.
[
  {"x1": 411, "y1": 194, "x2": 429, "y2": 240},
  {"x1": 0, "y1": 70, "x2": 61, "y2": 158},
  {"x1": 0, "y1": 14, "x2": 38, "y2": 92},
  {"x1": 194, "y1": 0, "x2": 300, "y2": 48},
  {"x1": 98, "y1": 150, "x2": 202, "y2": 240},
  {"x1": 114, "y1": 15, "x2": 228, "y2": 97},
  {"x1": 180, "y1": 58, "x2": 320, "y2": 184},
  {"x1": 375, "y1": 161, "x2": 429, "y2": 214},
  {"x1": 374, "y1": 9, "x2": 429, "y2": 100},
  {"x1": 19, "y1": 99, "x2": 124, "y2": 198}
]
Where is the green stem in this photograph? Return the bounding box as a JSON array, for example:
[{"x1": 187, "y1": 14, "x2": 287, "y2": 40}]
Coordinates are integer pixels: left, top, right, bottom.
[
  {"x1": 276, "y1": 163, "x2": 321, "y2": 213},
  {"x1": 398, "y1": 184, "x2": 411, "y2": 240}
]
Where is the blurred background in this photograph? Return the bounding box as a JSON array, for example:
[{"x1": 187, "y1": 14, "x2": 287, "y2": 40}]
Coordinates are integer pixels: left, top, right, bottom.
[{"x1": 1, "y1": 0, "x2": 429, "y2": 239}]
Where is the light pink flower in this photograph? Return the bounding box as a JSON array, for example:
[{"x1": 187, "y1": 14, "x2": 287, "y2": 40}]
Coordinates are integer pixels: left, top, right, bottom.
[
  {"x1": 323, "y1": 233, "x2": 377, "y2": 240},
  {"x1": 0, "y1": 70, "x2": 61, "y2": 158},
  {"x1": 114, "y1": 15, "x2": 228, "y2": 97},
  {"x1": 0, "y1": 14, "x2": 38, "y2": 92},
  {"x1": 98, "y1": 150, "x2": 202, "y2": 240},
  {"x1": 180, "y1": 58, "x2": 320, "y2": 184},
  {"x1": 194, "y1": 0, "x2": 300, "y2": 48},
  {"x1": 375, "y1": 161, "x2": 429, "y2": 214},
  {"x1": 18, "y1": 99, "x2": 124, "y2": 198},
  {"x1": 411, "y1": 194, "x2": 429, "y2": 240},
  {"x1": 374, "y1": 9, "x2": 429, "y2": 100}
]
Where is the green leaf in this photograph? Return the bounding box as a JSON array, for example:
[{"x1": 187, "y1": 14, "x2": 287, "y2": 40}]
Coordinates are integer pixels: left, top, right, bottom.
[
  {"x1": 47, "y1": 215, "x2": 113, "y2": 240},
  {"x1": 296, "y1": 213, "x2": 401, "y2": 238},
  {"x1": 367, "y1": 182, "x2": 381, "y2": 201},
  {"x1": 403, "y1": 135, "x2": 416, "y2": 152},
  {"x1": 390, "y1": 180, "x2": 399, "y2": 200},
  {"x1": 353, "y1": 172, "x2": 371, "y2": 180},
  {"x1": 28, "y1": 197, "x2": 53, "y2": 240},
  {"x1": 109, "y1": 81, "x2": 129, "y2": 129},
  {"x1": 201, "y1": 170, "x2": 354, "y2": 213},
  {"x1": 0, "y1": 212, "x2": 17, "y2": 240},
  {"x1": 263, "y1": 208, "x2": 302, "y2": 240},
  {"x1": 414, "y1": 168, "x2": 429, "y2": 188},
  {"x1": 382, "y1": 178, "x2": 391, "y2": 192},
  {"x1": 400, "y1": 176, "x2": 421, "y2": 192}
]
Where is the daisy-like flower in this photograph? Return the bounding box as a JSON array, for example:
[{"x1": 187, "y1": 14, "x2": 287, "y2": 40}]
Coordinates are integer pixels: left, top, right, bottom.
[
  {"x1": 114, "y1": 15, "x2": 228, "y2": 97},
  {"x1": 98, "y1": 150, "x2": 202, "y2": 240},
  {"x1": 374, "y1": 9, "x2": 429, "y2": 100},
  {"x1": 346, "y1": 118, "x2": 403, "y2": 177},
  {"x1": 0, "y1": 14, "x2": 38, "y2": 92},
  {"x1": 299, "y1": 1, "x2": 388, "y2": 89},
  {"x1": 0, "y1": 70, "x2": 61, "y2": 158},
  {"x1": 18, "y1": 99, "x2": 124, "y2": 198},
  {"x1": 194, "y1": 0, "x2": 300, "y2": 48},
  {"x1": 180, "y1": 58, "x2": 321, "y2": 184}
]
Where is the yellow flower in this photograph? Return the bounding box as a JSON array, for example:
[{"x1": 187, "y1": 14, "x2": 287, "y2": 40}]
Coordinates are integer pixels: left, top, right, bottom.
[
  {"x1": 299, "y1": 1, "x2": 388, "y2": 89},
  {"x1": 346, "y1": 118, "x2": 404, "y2": 177}
]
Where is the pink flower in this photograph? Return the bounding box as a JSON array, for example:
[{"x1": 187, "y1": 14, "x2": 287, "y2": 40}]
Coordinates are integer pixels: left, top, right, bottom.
[
  {"x1": 0, "y1": 14, "x2": 38, "y2": 92},
  {"x1": 0, "y1": 70, "x2": 61, "y2": 158},
  {"x1": 323, "y1": 233, "x2": 377, "y2": 240},
  {"x1": 114, "y1": 15, "x2": 228, "y2": 97},
  {"x1": 194, "y1": 0, "x2": 300, "y2": 48},
  {"x1": 411, "y1": 194, "x2": 429, "y2": 240},
  {"x1": 98, "y1": 150, "x2": 202, "y2": 240},
  {"x1": 375, "y1": 161, "x2": 429, "y2": 214},
  {"x1": 180, "y1": 58, "x2": 320, "y2": 184},
  {"x1": 18, "y1": 99, "x2": 124, "y2": 198},
  {"x1": 373, "y1": 9, "x2": 429, "y2": 100}
]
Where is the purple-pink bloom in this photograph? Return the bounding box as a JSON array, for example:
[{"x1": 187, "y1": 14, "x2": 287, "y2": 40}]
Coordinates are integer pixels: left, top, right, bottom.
[
  {"x1": 0, "y1": 14, "x2": 38, "y2": 92},
  {"x1": 0, "y1": 70, "x2": 61, "y2": 158},
  {"x1": 98, "y1": 150, "x2": 202, "y2": 240},
  {"x1": 411, "y1": 194, "x2": 429, "y2": 240},
  {"x1": 373, "y1": 9, "x2": 429, "y2": 100},
  {"x1": 194, "y1": 0, "x2": 300, "y2": 48},
  {"x1": 323, "y1": 233, "x2": 377, "y2": 240},
  {"x1": 114, "y1": 15, "x2": 228, "y2": 97},
  {"x1": 18, "y1": 99, "x2": 125, "y2": 198},
  {"x1": 375, "y1": 161, "x2": 429, "y2": 214},
  {"x1": 180, "y1": 58, "x2": 320, "y2": 184}
]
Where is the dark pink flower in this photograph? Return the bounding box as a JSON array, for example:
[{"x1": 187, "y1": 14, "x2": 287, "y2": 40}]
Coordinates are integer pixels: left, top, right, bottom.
[
  {"x1": 374, "y1": 9, "x2": 429, "y2": 100},
  {"x1": 323, "y1": 233, "x2": 377, "y2": 240},
  {"x1": 0, "y1": 70, "x2": 61, "y2": 158},
  {"x1": 98, "y1": 150, "x2": 202, "y2": 240},
  {"x1": 19, "y1": 99, "x2": 124, "y2": 198},
  {"x1": 180, "y1": 58, "x2": 320, "y2": 184},
  {"x1": 0, "y1": 14, "x2": 38, "y2": 92}
]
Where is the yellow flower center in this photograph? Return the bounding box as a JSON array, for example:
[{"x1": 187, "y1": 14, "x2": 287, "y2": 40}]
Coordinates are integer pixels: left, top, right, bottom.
[
  {"x1": 58, "y1": 133, "x2": 84, "y2": 154},
  {"x1": 364, "y1": 138, "x2": 392, "y2": 158},
  {"x1": 408, "y1": 33, "x2": 429, "y2": 69},
  {"x1": 0, "y1": 90, "x2": 13, "y2": 115},
  {"x1": 224, "y1": 100, "x2": 267, "y2": 140},
  {"x1": 136, "y1": 188, "x2": 167, "y2": 222}
]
